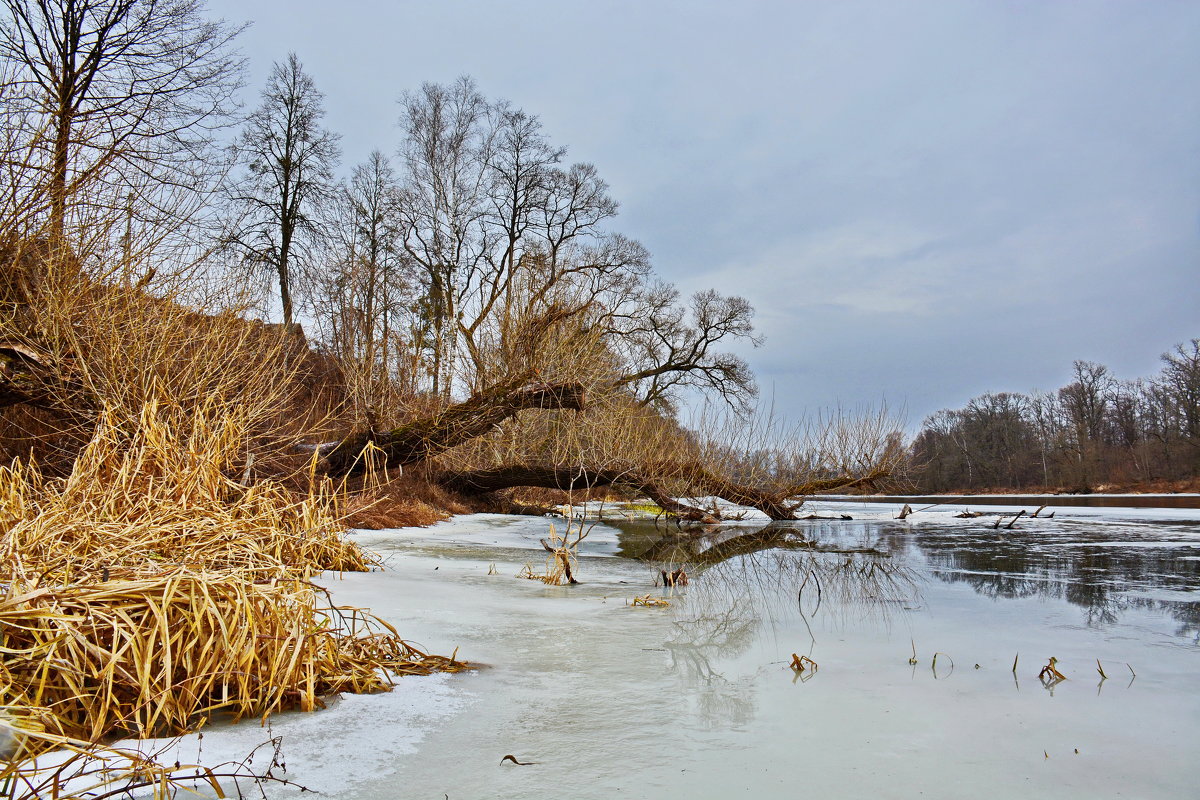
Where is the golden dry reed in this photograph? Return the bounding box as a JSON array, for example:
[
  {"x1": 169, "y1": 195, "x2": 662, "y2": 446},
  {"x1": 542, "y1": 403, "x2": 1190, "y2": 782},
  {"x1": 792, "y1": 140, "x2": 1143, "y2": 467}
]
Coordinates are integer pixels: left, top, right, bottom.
[
  {"x1": 0, "y1": 574, "x2": 454, "y2": 744},
  {"x1": 0, "y1": 402, "x2": 368, "y2": 582},
  {"x1": 0, "y1": 400, "x2": 465, "y2": 775}
]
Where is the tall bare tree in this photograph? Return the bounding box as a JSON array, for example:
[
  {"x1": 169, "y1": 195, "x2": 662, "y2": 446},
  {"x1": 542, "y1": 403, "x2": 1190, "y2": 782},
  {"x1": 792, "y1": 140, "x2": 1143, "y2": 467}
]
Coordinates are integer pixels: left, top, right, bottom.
[
  {"x1": 313, "y1": 150, "x2": 417, "y2": 422},
  {"x1": 396, "y1": 76, "x2": 494, "y2": 397},
  {"x1": 0, "y1": 0, "x2": 243, "y2": 258},
  {"x1": 392, "y1": 78, "x2": 762, "y2": 412},
  {"x1": 230, "y1": 52, "x2": 339, "y2": 328},
  {"x1": 458, "y1": 103, "x2": 563, "y2": 376},
  {"x1": 1157, "y1": 339, "x2": 1200, "y2": 468}
]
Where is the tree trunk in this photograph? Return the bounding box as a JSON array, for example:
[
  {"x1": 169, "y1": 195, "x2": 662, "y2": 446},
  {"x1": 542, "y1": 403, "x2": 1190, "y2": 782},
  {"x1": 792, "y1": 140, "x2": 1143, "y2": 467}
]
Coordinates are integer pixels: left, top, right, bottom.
[
  {"x1": 436, "y1": 462, "x2": 892, "y2": 522},
  {"x1": 435, "y1": 464, "x2": 721, "y2": 523},
  {"x1": 319, "y1": 376, "x2": 587, "y2": 476}
]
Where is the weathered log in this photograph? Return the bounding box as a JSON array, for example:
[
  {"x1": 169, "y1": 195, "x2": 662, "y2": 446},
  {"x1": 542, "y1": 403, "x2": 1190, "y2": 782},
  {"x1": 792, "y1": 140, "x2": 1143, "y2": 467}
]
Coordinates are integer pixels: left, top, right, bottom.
[
  {"x1": 643, "y1": 462, "x2": 891, "y2": 521},
  {"x1": 320, "y1": 377, "x2": 587, "y2": 476},
  {"x1": 436, "y1": 464, "x2": 720, "y2": 523},
  {"x1": 438, "y1": 461, "x2": 891, "y2": 523}
]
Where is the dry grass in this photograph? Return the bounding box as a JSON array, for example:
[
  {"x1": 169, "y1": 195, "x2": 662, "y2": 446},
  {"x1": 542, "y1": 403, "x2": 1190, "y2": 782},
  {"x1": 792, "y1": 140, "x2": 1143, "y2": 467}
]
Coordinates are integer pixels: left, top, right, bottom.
[
  {"x1": 0, "y1": 399, "x2": 466, "y2": 773},
  {"x1": 339, "y1": 470, "x2": 465, "y2": 530},
  {"x1": 0, "y1": 197, "x2": 464, "y2": 797},
  {"x1": 0, "y1": 574, "x2": 461, "y2": 745},
  {"x1": 0, "y1": 401, "x2": 367, "y2": 582}
]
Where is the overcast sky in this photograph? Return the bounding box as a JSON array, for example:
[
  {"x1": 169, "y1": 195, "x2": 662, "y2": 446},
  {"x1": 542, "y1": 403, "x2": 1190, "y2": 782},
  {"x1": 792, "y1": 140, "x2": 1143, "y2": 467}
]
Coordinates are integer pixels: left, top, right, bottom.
[{"x1": 208, "y1": 0, "x2": 1199, "y2": 428}]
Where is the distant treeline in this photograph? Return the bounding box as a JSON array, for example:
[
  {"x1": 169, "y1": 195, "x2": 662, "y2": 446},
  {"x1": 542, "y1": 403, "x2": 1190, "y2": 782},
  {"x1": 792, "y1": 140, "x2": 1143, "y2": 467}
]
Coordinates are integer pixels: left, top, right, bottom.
[{"x1": 911, "y1": 339, "x2": 1200, "y2": 492}]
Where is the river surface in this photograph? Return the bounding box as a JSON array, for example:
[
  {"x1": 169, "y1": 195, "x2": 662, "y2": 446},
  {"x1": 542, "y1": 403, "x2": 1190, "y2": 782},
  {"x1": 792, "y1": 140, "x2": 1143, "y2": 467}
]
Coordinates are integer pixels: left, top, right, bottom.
[{"x1": 124, "y1": 502, "x2": 1200, "y2": 799}]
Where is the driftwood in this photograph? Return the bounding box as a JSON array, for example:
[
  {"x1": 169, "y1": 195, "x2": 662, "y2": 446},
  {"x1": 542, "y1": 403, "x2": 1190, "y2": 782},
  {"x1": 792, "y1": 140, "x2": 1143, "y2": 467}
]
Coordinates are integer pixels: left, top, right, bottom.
[
  {"x1": 993, "y1": 509, "x2": 1026, "y2": 529},
  {"x1": 320, "y1": 376, "x2": 587, "y2": 476}
]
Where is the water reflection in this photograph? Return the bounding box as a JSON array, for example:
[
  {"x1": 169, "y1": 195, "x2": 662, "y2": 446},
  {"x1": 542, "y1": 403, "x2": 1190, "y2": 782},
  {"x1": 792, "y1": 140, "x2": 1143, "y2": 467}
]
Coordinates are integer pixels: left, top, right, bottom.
[
  {"x1": 614, "y1": 521, "x2": 918, "y2": 617},
  {"x1": 615, "y1": 520, "x2": 889, "y2": 567},
  {"x1": 609, "y1": 516, "x2": 1200, "y2": 644},
  {"x1": 901, "y1": 525, "x2": 1200, "y2": 642},
  {"x1": 613, "y1": 520, "x2": 921, "y2": 657},
  {"x1": 625, "y1": 522, "x2": 923, "y2": 728}
]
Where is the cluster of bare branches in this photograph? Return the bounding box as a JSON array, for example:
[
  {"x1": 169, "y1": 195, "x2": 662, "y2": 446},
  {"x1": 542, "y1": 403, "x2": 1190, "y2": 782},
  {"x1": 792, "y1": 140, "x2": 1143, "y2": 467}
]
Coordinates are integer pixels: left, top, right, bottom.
[
  {"x1": 0, "y1": 0, "x2": 244, "y2": 280},
  {"x1": 220, "y1": 70, "x2": 761, "y2": 424}
]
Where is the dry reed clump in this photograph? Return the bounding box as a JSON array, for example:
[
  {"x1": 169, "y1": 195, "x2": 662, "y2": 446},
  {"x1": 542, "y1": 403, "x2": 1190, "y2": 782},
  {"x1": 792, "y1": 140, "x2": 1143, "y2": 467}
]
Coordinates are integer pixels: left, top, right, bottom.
[
  {"x1": 0, "y1": 402, "x2": 466, "y2": 763},
  {"x1": 516, "y1": 519, "x2": 591, "y2": 586},
  {"x1": 0, "y1": 401, "x2": 368, "y2": 583},
  {"x1": 0, "y1": 574, "x2": 462, "y2": 747}
]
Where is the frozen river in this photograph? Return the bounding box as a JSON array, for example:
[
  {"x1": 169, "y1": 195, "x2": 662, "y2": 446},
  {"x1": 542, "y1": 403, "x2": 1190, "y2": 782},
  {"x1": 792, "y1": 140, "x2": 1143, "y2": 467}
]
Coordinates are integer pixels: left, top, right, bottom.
[{"x1": 108, "y1": 502, "x2": 1200, "y2": 799}]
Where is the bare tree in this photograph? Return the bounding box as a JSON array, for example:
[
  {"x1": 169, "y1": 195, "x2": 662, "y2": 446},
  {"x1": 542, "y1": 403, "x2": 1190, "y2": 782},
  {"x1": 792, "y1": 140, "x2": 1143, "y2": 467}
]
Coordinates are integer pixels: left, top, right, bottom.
[
  {"x1": 229, "y1": 53, "x2": 339, "y2": 328},
  {"x1": 1059, "y1": 360, "x2": 1112, "y2": 442},
  {"x1": 478, "y1": 105, "x2": 563, "y2": 323},
  {"x1": 0, "y1": 0, "x2": 243, "y2": 257},
  {"x1": 313, "y1": 150, "x2": 417, "y2": 423},
  {"x1": 392, "y1": 78, "x2": 762, "y2": 413},
  {"x1": 396, "y1": 76, "x2": 494, "y2": 397},
  {"x1": 1157, "y1": 339, "x2": 1200, "y2": 467},
  {"x1": 0, "y1": 60, "x2": 47, "y2": 242}
]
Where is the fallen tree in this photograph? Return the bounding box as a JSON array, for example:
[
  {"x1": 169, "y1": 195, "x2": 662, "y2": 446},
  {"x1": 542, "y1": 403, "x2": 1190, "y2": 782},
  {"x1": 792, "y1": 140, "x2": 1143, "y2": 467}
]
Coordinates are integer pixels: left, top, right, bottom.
[
  {"x1": 313, "y1": 380, "x2": 894, "y2": 522},
  {"x1": 4, "y1": 336, "x2": 893, "y2": 522},
  {"x1": 434, "y1": 462, "x2": 891, "y2": 522},
  {"x1": 319, "y1": 376, "x2": 588, "y2": 476},
  {"x1": 435, "y1": 464, "x2": 721, "y2": 523}
]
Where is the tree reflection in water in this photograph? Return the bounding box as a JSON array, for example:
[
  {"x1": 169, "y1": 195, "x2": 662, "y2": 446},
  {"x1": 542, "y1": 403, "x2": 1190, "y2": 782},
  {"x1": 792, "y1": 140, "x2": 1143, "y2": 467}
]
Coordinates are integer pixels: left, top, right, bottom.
[
  {"x1": 609, "y1": 520, "x2": 922, "y2": 727},
  {"x1": 892, "y1": 523, "x2": 1200, "y2": 643},
  {"x1": 612, "y1": 516, "x2": 1200, "y2": 645}
]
